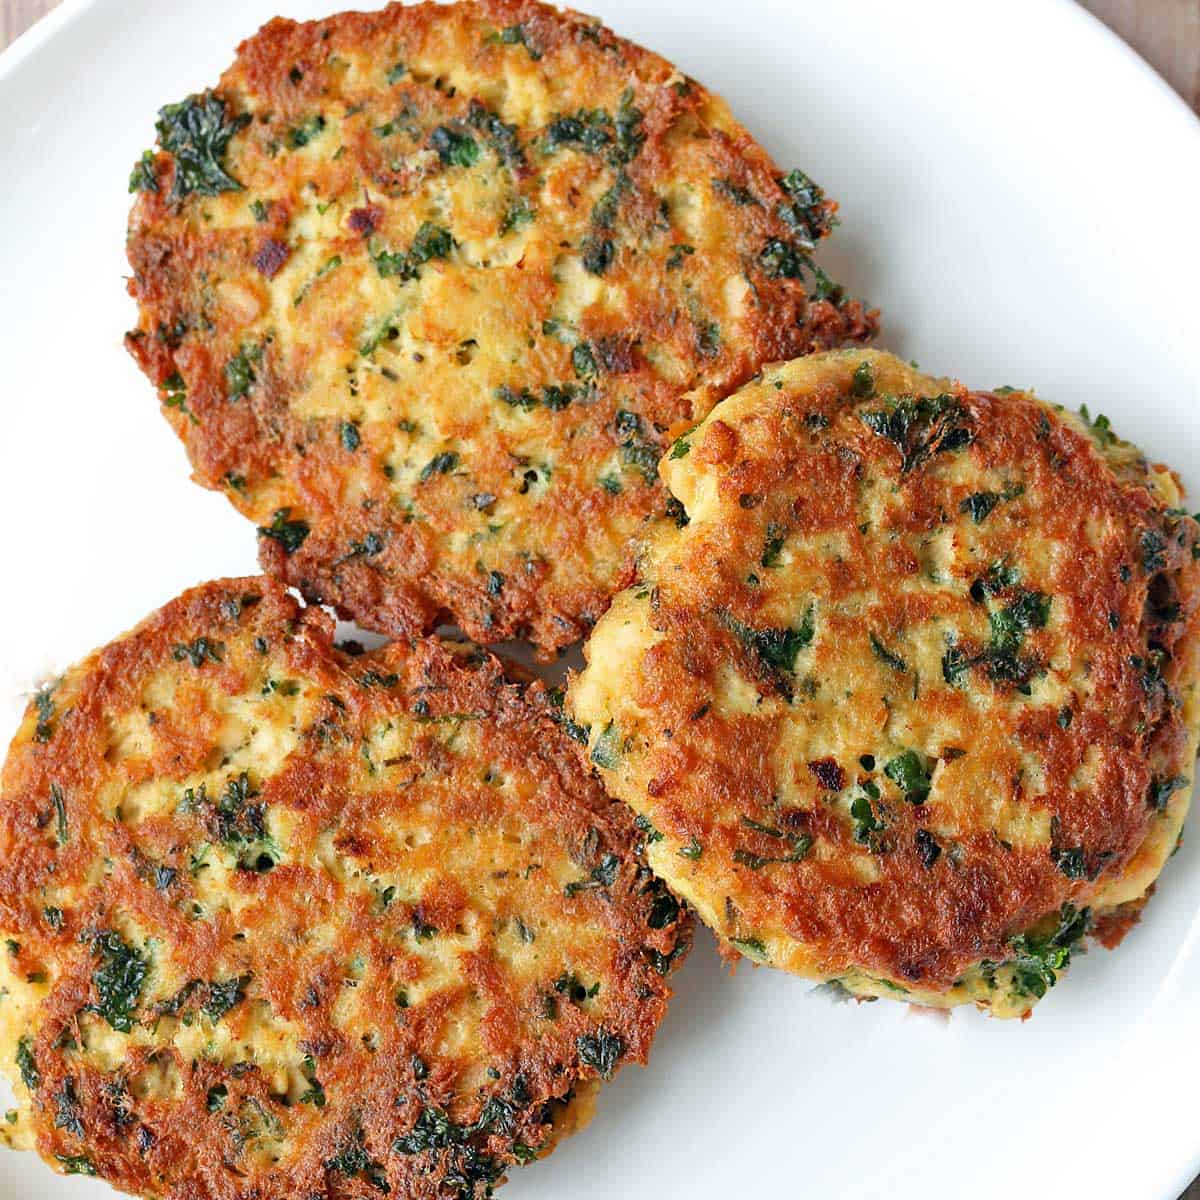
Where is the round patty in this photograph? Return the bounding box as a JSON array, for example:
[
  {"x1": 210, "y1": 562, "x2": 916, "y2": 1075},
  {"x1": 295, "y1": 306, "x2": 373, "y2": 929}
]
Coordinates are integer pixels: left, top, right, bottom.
[
  {"x1": 0, "y1": 578, "x2": 690, "y2": 1196},
  {"x1": 568, "y1": 349, "x2": 1200, "y2": 1017},
  {"x1": 124, "y1": 0, "x2": 876, "y2": 658}
]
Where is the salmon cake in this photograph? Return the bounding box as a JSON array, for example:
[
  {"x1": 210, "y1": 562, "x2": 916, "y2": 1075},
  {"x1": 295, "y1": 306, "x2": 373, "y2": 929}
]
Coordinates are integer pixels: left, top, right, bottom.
[
  {"x1": 124, "y1": 0, "x2": 877, "y2": 659},
  {"x1": 0, "y1": 578, "x2": 690, "y2": 1196},
  {"x1": 568, "y1": 349, "x2": 1200, "y2": 1017}
]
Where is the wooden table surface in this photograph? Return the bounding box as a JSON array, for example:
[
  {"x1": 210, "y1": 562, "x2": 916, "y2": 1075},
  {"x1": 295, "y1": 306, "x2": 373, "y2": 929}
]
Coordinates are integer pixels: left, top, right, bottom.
[{"x1": 0, "y1": 0, "x2": 1198, "y2": 1197}]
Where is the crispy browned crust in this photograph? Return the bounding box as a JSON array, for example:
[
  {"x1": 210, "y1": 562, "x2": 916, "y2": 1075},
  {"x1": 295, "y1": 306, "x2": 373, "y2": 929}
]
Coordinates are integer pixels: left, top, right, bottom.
[
  {"x1": 0, "y1": 578, "x2": 690, "y2": 1197},
  {"x1": 124, "y1": 0, "x2": 877, "y2": 658},
  {"x1": 1089, "y1": 890, "x2": 1152, "y2": 950},
  {"x1": 568, "y1": 351, "x2": 1200, "y2": 1011}
]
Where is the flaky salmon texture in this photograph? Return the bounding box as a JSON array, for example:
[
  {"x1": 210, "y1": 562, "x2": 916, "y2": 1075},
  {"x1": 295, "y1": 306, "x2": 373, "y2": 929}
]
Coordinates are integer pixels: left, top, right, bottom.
[
  {"x1": 569, "y1": 350, "x2": 1200, "y2": 1018},
  {"x1": 0, "y1": 577, "x2": 690, "y2": 1198},
  {"x1": 125, "y1": 0, "x2": 876, "y2": 659}
]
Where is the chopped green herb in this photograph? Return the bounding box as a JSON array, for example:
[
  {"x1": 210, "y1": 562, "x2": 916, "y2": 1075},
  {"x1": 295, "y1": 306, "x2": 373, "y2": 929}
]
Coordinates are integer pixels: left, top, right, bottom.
[
  {"x1": 869, "y1": 632, "x2": 908, "y2": 673},
  {"x1": 172, "y1": 637, "x2": 224, "y2": 668},
  {"x1": 429, "y1": 125, "x2": 479, "y2": 167},
  {"x1": 51, "y1": 783, "x2": 68, "y2": 846},
  {"x1": 988, "y1": 591, "x2": 1051, "y2": 657},
  {"x1": 258, "y1": 508, "x2": 309, "y2": 554},
  {"x1": 665, "y1": 496, "x2": 689, "y2": 527},
  {"x1": 860, "y1": 393, "x2": 973, "y2": 474},
  {"x1": 128, "y1": 150, "x2": 158, "y2": 194},
  {"x1": 1141, "y1": 529, "x2": 1167, "y2": 573},
  {"x1": 576, "y1": 1029, "x2": 625, "y2": 1078},
  {"x1": 371, "y1": 221, "x2": 454, "y2": 283},
  {"x1": 420, "y1": 451, "x2": 459, "y2": 481},
  {"x1": 545, "y1": 687, "x2": 589, "y2": 744},
  {"x1": 581, "y1": 234, "x2": 615, "y2": 275},
  {"x1": 759, "y1": 237, "x2": 809, "y2": 279},
  {"x1": 612, "y1": 410, "x2": 660, "y2": 484},
  {"x1": 696, "y1": 319, "x2": 721, "y2": 358},
  {"x1": 292, "y1": 254, "x2": 342, "y2": 305},
  {"x1": 1005, "y1": 904, "x2": 1090, "y2": 999},
  {"x1": 850, "y1": 786, "x2": 884, "y2": 844},
  {"x1": 711, "y1": 177, "x2": 758, "y2": 206},
  {"x1": 730, "y1": 936, "x2": 768, "y2": 962},
  {"x1": 666, "y1": 242, "x2": 694, "y2": 269},
  {"x1": 1050, "y1": 846, "x2": 1088, "y2": 880},
  {"x1": 883, "y1": 750, "x2": 933, "y2": 804},
  {"x1": 776, "y1": 166, "x2": 833, "y2": 245},
  {"x1": 467, "y1": 98, "x2": 525, "y2": 168},
  {"x1": 486, "y1": 22, "x2": 542, "y2": 58},
  {"x1": 55, "y1": 1155, "x2": 96, "y2": 1177},
  {"x1": 225, "y1": 343, "x2": 261, "y2": 400},
  {"x1": 1078, "y1": 404, "x2": 1120, "y2": 448},
  {"x1": 808, "y1": 264, "x2": 845, "y2": 303},
  {"x1": 972, "y1": 560, "x2": 1021, "y2": 600},
  {"x1": 565, "y1": 852, "x2": 620, "y2": 898},
  {"x1": 154, "y1": 92, "x2": 250, "y2": 200},
  {"x1": 327, "y1": 1129, "x2": 390, "y2": 1191},
  {"x1": 634, "y1": 813, "x2": 663, "y2": 844},
  {"x1": 721, "y1": 607, "x2": 815, "y2": 697},
  {"x1": 410, "y1": 221, "x2": 453, "y2": 263},
  {"x1": 286, "y1": 113, "x2": 326, "y2": 149},
  {"x1": 500, "y1": 195, "x2": 535, "y2": 234},
  {"x1": 733, "y1": 831, "x2": 811, "y2": 870},
  {"x1": 162, "y1": 372, "x2": 197, "y2": 424},
  {"x1": 87, "y1": 930, "x2": 148, "y2": 1033},
  {"x1": 1148, "y1": 775, "x2": 1189, "y2": 811},
  {"x1": 33, "y1": 682, "x2": 57, "y2": 742},
  {"x1": 207, "y1": 772, "x2": 278, "y2": 872},
  {"x1": 761, "y1": 523, "x2": 786, "y2": 568},
  {"x1": 914, "y1": 828, "x2": 941, "y2": 868},
  {"x1": 851, "y1": 361, "x2": 875, "y2": 398},
  {"x1": 941, "y1": 645, "x2": 969, "y2": 684},
  {"x1": 678, "y1": 837, "x2": 703, "y2": 860},
  {"x1": 554, "y1": 972, "x2": 599, "y2": 1004},
  {"x1": 591, "y1": 176, "x2": 628, "y2": 229},
  {"x1": 960, "y1": 491, "x2": 1001, "y2": 523},
  {"x1": 16, "y1": 1037, "x2": 39, "y2": 1091},
  {"x1": 544, "y1": 109, "x2": 613, "y2": 156},
  {"x1": 299, "y1": 1055, "x2": 326, "y2": 1107},
  {"x1": 204, "y1": 975, "x2": 250, "y2": 1022},
  {"x1": 496, "y1": 382, "x2": 583, "y2": 412},
  {"x1": 572, "y1": 342, "x2": 597, "y2": 379},
  {"x1": 669, "y1": 432, "x2": 692, "y2": 459}
]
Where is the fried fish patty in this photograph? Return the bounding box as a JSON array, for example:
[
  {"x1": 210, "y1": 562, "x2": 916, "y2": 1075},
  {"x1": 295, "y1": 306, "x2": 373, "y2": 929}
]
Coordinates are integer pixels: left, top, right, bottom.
[
  {"x1": 0, "y1": 578, "x2": 690, "y2": 1197},
  {"x1": 568, "y1": 349, "x2": 1200, "y2": 1017},
  {"x1": 124, "y1": 0, "x2": 876, "y2": 658}
]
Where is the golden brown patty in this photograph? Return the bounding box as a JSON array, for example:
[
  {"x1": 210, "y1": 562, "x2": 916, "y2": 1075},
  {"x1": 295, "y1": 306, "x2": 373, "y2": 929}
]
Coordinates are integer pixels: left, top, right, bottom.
[
  {"x1": 568, "y1": 349, "x2": 1200, "y2": 1017},
  {"x1": 124, "y1": 0, "x2": 876, "y2": 658},
  {"x1": 0, "y1": 578, "x2": 690, "y2": 1196}
]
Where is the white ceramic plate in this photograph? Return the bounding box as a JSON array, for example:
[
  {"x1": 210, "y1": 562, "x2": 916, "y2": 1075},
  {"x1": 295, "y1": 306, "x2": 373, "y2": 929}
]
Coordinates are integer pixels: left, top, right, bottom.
[{"x1": 1, "y1": 1, "x2": 1198, "y2": 1197}]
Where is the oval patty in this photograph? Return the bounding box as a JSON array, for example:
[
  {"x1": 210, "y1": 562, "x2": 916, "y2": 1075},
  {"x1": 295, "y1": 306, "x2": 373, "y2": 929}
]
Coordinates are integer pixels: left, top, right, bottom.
[
  {"x1": 124, "y1": 0, "x2": 876, "y2": 658},
  {"x1": 568, "y1": 349, "x2": 1200, "y2": 1017},
  {"x1": 0, "y1": 578, "x2": 690, "y2": 1196}
]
